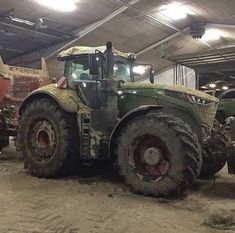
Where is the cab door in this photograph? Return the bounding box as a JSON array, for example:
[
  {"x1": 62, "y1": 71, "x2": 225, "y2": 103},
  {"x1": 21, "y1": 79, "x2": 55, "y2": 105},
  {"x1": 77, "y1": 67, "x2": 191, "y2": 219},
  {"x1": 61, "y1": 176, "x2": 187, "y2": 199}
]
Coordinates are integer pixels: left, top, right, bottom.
[{"x1": 65, "y1": 54, "x2": 101, "y2": 109}]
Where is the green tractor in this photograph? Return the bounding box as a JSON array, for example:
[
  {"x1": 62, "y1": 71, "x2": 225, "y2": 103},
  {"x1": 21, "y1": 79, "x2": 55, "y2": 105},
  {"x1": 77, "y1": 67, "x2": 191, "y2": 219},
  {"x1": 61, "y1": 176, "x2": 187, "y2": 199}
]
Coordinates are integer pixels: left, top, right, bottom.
[
  {"x1": 216, "y1": 88, "x2": 235, "y2": 123},
  {"x1": 18, "y1": 42, "x2": 234, "y2": 197}
]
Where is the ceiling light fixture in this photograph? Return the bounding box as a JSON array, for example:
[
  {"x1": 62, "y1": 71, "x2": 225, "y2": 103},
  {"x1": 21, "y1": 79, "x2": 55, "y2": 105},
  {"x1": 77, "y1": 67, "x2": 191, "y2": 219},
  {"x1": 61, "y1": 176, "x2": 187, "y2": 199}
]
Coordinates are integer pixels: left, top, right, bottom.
[
  {"x1": 37, "y1": 0, "x2": 77, "y2": 12},
  {"x1": 160, "y1": 3, "x2": 188, "y2": 20},
  {"x1": 222, "y1": 86, "x2": 229, "y2": 90},
  {"x1": 201, "y1": 29, "x2": 223, "y2": 41},
  {"x1": 209, "y1": 83, "x2": 216, "y2": 88}
]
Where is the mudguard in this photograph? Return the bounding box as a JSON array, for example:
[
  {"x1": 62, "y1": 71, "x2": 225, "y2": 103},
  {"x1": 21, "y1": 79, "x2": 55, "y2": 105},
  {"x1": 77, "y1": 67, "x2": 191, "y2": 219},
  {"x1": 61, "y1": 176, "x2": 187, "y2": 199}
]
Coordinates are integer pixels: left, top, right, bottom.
[
  {"x1": 19, "y1": 84, "x2": 91, "y2": 115},
  {"x1": 109, "y1": 105, "x2": 162, "y2": 158}
]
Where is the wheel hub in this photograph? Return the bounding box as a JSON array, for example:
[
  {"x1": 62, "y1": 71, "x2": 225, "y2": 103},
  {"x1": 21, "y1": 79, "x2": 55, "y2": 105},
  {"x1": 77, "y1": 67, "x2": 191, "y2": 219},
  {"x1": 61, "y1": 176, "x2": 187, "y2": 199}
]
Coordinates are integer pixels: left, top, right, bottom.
[
  {"x1": 143, "y1": 147, "x2": 163, "y2": 165},
  {"x1": 29, "y1": 119, "x2": 56, "y2": 161},
  {"x1": 129, "y1": 134, "x2": 170, "y2": 182},
  {"x1": 37, "y1": 130, "x2": 50, "y2": 148}
]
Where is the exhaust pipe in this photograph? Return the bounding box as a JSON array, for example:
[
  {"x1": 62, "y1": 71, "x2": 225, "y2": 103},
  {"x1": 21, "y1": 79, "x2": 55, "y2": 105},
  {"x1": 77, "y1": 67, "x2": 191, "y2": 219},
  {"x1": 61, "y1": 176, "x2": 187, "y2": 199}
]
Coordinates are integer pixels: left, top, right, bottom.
[
  {"x1": 105, "y1": 41, "x2": 114, "y2": 79},
  {"x1": 97, "y1": 41, "x2": 118, "y2": 134}
]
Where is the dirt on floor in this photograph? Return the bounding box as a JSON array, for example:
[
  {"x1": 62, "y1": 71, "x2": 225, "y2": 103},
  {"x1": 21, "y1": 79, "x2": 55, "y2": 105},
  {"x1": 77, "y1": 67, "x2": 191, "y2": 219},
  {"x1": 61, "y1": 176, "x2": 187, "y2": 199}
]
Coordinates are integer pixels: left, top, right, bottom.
[{"x1": 0, "y1": 145, "x2": 235, "y2": 233}]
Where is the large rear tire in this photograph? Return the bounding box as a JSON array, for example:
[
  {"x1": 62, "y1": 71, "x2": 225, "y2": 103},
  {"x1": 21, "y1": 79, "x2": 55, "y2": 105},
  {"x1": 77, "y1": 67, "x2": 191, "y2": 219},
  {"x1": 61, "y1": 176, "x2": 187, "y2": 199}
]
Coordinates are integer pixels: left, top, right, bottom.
[
  {"x1": 115, "y1": 112, "x2": 202, "y2": 197},
  {"x1": 18, "y1": 98, "x2": 79, "y2": 178},
  {"x1": 200, "y1": 120, "x2": 228, "y2": 178}
]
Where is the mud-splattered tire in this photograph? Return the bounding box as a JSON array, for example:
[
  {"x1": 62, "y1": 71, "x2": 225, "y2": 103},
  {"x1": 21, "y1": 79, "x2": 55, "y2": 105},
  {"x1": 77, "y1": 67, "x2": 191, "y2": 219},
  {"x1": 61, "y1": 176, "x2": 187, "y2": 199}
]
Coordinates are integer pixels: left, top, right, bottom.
[
  {"x1": 18, "y1": 98, "x2": 79, "y2": 178},
  {"x1": 200, "y1": 120, "x2": 228, "y2": 178},
  {"x1": 115, "y1": 112, "x2": 202, "y2": 197}
]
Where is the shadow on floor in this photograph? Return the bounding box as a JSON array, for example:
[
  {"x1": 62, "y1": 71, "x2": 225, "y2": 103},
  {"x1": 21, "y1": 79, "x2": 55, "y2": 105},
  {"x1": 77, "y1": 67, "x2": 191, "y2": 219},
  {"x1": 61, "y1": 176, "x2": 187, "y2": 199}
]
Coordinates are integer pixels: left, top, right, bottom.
[
  {"x1": 191, "y1": 176, "x2": 235, "y2": 200},
  {"x1": 2, "y1": 146, "x2": 235, "y2": 200}
]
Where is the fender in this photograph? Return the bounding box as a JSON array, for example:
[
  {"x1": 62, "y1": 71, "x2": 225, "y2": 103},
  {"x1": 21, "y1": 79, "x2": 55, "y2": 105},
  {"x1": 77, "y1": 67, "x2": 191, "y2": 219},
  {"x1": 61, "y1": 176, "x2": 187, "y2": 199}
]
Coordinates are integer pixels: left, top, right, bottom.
[
  {"x1": 109, "y1": 105, "x2": 163, "y2": 158},
  {"x1": 218, "y1": 88, "x2": 235, "y2": 100},
  {"x1": 19, "y1": 84, "x2": 91, "y2": 115}
]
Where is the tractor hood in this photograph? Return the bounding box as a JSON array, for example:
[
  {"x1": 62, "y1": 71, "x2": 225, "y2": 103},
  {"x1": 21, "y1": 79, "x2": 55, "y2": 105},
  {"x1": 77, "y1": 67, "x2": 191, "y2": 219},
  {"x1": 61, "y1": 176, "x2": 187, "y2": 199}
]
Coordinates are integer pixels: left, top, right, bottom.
[
  {"x1": 119, "y1": 82, "x2": 219, "y2": 129},
  {"x1": 121, "y1": 82, "x2": 218, "y2": 103}
]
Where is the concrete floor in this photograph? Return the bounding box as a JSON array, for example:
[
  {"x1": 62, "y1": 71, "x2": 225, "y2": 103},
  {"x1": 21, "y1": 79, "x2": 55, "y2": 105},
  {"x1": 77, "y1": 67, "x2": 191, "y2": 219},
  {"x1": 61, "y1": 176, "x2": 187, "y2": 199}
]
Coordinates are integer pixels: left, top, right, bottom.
[{"x1": 0, "y1": 145, "x2": 235, "y2": 233}]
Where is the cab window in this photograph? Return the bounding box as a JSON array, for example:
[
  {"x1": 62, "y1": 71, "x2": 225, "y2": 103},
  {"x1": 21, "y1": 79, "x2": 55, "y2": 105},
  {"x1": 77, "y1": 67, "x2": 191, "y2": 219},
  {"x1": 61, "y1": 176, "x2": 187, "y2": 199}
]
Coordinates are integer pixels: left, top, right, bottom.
[
  {"x1": 114, "y1": 61, "x2": 131, "y2": 82},
  {"x1": 66, "y1": 56, "x2": 91, "y2": 88}
]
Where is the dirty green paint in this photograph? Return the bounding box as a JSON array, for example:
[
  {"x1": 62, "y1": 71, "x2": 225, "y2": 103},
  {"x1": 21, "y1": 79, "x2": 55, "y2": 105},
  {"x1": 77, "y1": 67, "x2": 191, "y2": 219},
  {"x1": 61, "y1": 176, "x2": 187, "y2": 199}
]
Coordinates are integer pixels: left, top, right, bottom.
[
  {"x1": 119, "y1": 83, "x2": 218, "y2": 128},
  {"x1": 218, "y1": 99, "x2": 235, "y2": 116},
  {"x1": 122, "y1": 82, "x2": 218, "y2": 102}
]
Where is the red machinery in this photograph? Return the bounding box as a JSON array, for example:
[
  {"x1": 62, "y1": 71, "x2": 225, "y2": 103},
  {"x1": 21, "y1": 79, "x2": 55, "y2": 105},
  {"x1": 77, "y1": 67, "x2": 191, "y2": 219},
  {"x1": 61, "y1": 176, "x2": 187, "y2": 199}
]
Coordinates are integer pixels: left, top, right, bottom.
[{"x1": 0, "y1": 57, "x2": 50, "y2": 151}]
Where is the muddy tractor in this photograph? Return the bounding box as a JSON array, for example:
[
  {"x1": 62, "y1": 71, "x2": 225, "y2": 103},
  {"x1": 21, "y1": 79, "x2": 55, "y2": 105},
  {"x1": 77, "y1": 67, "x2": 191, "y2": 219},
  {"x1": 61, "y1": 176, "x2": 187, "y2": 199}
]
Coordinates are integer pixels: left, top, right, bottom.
[
  {"x1": 18, "y1": 42, "x2": 235, "y2": 197},
  {"x1": 0, "y1": 57, "x2": 50, "y2": 151}
]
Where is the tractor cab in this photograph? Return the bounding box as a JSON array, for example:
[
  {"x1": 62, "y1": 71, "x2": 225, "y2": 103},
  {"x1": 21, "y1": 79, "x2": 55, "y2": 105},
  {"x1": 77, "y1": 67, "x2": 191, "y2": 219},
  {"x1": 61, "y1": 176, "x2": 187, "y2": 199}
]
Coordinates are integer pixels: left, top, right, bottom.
[
  {"x1": 57, "y1": 46, "x2": 154, "y2": 109},
  {"x1": 60, "y1": 47, "x2": 133, "y2": 82}
]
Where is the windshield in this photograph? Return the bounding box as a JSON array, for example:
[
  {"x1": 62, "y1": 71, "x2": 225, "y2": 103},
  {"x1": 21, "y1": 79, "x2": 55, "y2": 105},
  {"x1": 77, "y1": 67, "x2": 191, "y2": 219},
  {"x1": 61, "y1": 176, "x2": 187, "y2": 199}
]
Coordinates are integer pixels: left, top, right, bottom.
[
  {"x1": 65, "y1": 56, "x2": 133, "y2": 87},
  {"x1": 65, "y1": 56, "x2": 94, "y2": 88},
  {"x1": 114, "y1": 61, "x2": 131, "y2": 82}
]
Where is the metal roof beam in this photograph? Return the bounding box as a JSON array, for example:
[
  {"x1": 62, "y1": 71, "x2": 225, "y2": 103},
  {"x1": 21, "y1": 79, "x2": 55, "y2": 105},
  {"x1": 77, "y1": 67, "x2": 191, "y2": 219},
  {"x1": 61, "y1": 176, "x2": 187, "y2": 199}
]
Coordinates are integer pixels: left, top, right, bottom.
[
  {"x1": 0, "y1": 28, "x2": 51, "y2": 43},
  {"x1": 0, "y1": 21, "x2": 62, "y2": 41},
  {"x1": 136, "y1": 26, "x2": 215, "y2": 57},
  {"x1": 0, "y1": 46, "x2": 24, "y2": 53},
  {"x1": 45, "y1": 0, "x2": 140, "y2": 58},
  {"x1": 193, "y1": 61, "x2": 235, "y2": 73},
  {"x1": 136, "y1": 31, "x2": 183, "y2": 56},
  {"x1": 207, "y1": 23, "x2": 235, "y2": 29},
  {"x1": 170, "y1": 46, "x2": 235, "y2": 62},
  {"x1": 115, "y1": 0, "x2": 180, "y2": 32},
  {"x1": 8, "y1": 0, "x2": 140, "y2": 64},
  {"x1": 116, "y1": 0, "x2": 216, "y2": 57}
]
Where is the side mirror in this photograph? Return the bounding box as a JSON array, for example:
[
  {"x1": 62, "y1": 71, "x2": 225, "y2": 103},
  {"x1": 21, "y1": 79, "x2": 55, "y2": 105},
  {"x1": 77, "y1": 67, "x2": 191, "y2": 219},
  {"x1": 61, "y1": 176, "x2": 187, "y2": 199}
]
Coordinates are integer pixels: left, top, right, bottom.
[{"x1": 150, "y1": 68, "x2": 155, "y2": 84}]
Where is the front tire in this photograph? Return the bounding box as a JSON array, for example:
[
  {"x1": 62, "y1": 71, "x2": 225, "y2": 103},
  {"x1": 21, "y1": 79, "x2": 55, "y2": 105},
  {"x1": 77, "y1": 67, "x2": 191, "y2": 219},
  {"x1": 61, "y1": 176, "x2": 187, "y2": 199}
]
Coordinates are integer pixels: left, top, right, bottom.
[
  {"x1": 115, "y1": 112, "x2": 202, "y2": 197},
  {"x1": 18, "y1": 98, "x2": 79, "y2": 178},
  {"x1": 200, "y1": 120, "x2": 228, "y2": 178}
]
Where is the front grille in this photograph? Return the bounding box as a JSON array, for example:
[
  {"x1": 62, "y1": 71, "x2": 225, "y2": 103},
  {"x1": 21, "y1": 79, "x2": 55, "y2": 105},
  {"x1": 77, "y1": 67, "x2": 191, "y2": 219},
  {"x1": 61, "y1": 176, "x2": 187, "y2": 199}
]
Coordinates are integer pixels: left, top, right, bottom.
[{"x1": 164, "y1": 90, "x2": 218, "y2": 128}]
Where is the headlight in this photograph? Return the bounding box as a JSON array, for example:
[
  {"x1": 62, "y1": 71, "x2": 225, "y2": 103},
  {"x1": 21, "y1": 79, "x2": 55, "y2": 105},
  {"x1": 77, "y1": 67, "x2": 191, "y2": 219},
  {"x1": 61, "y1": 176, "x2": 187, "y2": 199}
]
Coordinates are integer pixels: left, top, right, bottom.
[
  {"x1": 164, "y1": 90, "x2": 212, "y2": 105},
  {"x1": 117, "y1": 90, "x2": 123, "y2": 96},
  {"x1": 187, "y1": 95, "x2": 208, "y2": 105}
]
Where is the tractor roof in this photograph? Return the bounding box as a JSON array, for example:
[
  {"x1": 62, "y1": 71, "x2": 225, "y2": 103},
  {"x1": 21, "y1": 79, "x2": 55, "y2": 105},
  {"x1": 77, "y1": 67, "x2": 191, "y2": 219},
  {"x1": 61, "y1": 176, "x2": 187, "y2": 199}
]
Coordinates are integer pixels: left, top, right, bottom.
[{"x1": 58, "y1": 46, "x2": 134, "y2": 60}]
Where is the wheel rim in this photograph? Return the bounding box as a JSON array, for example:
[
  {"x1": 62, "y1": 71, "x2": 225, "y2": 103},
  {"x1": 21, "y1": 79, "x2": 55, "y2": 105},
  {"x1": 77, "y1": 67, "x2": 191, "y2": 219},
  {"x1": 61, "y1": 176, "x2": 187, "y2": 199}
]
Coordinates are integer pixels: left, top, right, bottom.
[
  {"x1": 128, "y1": 134, "x2": 170, "y2": 183},
  {"x1": 29, "y1": 119, "x2": 57, "y2": 162}
]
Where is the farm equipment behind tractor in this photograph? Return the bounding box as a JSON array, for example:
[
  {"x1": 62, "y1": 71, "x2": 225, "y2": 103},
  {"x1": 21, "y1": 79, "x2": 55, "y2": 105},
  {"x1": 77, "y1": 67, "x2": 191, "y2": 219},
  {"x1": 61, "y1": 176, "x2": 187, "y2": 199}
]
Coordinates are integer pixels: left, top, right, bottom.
[
  {"x1": 0, "y1": 57, "x2": 50, "y2": 151},
  {"x1": 216, "y1": 88, "x2": 235, "y2": 123}
]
